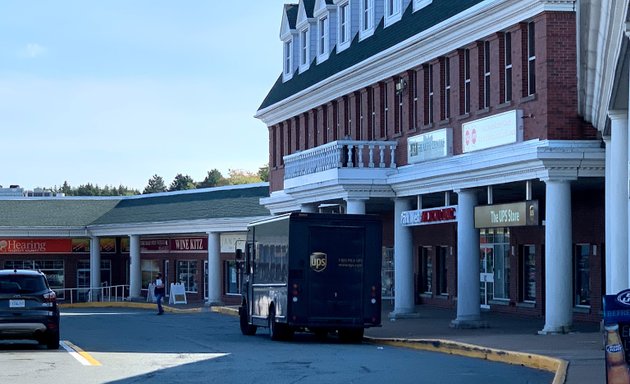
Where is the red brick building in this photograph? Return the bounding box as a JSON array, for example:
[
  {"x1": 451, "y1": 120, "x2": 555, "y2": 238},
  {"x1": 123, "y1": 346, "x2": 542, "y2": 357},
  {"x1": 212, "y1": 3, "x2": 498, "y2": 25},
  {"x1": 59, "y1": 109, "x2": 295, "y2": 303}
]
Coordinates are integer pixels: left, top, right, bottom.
[{"x1": 256, "y1": 0, "x2": 604, "y2": 331}]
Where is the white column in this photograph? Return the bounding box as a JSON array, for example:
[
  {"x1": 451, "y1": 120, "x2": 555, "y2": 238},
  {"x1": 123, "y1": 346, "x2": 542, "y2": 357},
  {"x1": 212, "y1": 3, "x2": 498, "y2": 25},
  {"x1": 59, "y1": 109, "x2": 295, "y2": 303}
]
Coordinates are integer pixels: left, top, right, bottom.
[
  {"x1": 345, "y1": 198, "x2": 366, "y2": 214},
  {"x1": 451, "y1": 189, "x2": 484, "y2": 328},
  {"x1": 207, "y1": 232, "x2": 222, "y2": 305},
  {"x1": 129, "y1": 235, "x2": 142, "y2": 300},
  {"x1": 89, "y1": 236, "x2": 101, "y2": 302},
  {"x1": 540, "y1": 179, "x2": 573, "y2": 334},
  {"x1": 609, "y1": 111, "x2": 629, "y2": 292},
  {"x1": 603, "y1": 135, "x2": 613, "y2": 294},
  {"x1": 391, "y1": 197, "x2": 415, "y2": 317},
  {"x1": 300, "y1": 203, "x2": 317, "y2": 213}
]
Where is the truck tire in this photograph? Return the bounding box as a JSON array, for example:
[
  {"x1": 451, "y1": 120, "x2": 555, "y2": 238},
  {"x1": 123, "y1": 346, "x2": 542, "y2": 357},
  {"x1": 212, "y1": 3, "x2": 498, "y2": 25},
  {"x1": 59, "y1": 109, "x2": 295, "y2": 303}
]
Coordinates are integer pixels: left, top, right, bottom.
[
  {"x1": 239, "y1": 305, "x2": 257, "y2": 336},
  {"x1": 338, "y1": 328, "x2": 364, "y2": 343},
  {"x1": 268, "y1": 306, "x2": 293, "y2": 341}
]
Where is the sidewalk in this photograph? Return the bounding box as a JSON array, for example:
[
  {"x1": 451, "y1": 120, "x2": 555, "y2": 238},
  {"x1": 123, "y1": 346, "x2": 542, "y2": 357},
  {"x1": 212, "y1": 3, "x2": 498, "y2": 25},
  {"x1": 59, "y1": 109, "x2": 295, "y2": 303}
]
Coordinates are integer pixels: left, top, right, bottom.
[
  {"x1": 364, "y1": 303, "x2": 603, "y2": 384},
  {"x1": 61, "y1": 301, "x2": 604, "y2": 384}
]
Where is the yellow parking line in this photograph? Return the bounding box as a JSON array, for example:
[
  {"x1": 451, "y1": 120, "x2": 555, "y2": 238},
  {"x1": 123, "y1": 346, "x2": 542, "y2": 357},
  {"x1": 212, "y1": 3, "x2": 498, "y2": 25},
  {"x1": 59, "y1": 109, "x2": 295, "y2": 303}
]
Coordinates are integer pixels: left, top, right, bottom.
[{"x1": 61, "y1": 340, "x2": 102, "y2": 366}]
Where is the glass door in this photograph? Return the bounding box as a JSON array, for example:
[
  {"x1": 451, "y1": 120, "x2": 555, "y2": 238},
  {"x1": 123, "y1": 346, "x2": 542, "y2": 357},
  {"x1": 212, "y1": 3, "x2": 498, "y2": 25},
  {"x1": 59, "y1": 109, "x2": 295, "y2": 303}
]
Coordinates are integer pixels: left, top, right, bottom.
[{"x1": 479, "y1": 246, "x2": 494, "y2": 309}]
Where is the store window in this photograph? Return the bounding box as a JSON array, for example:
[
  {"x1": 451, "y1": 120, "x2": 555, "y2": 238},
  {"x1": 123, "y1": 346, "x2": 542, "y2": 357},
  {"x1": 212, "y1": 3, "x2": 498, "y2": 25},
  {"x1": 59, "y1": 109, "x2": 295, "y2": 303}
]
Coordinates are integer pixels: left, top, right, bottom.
[
  {"x1": 224, "y1": 260, "x2": 240, "y2": 295},
  {"x1": 382, "y1": 247, "x2": 394, "y2": 300},
  {"x1": 141, "y1": 260, "x2": 160, "y2": 290},
  {"x1": 520, "y1": 245, "x2": 536, "y2": 303},
  {"x1": 420, "y1": 247, "x2": 432, "y2": 294},
  {"x1": 574, "y1": 244, "x2": 591, "y2": 307},
  {"x1": 77, "y1": 260, "x2": 112, "y2": 301},
  {"x1": 436, "y1": 246, "x2": 448, "y2": 295},
  {"x1": 177, "y1": 260, "x2": 198, "y2": 293},
  {"x1": 5, "y1": 260, "x2": 65, "y2": 298}
]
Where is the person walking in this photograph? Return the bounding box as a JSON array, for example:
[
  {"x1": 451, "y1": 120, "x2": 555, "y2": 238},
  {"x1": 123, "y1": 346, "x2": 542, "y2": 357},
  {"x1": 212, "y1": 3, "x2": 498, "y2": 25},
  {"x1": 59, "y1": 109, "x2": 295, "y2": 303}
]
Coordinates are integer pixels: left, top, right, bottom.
[{"x1": 154, "y1": 273, "x2": 165, "y2": 315}]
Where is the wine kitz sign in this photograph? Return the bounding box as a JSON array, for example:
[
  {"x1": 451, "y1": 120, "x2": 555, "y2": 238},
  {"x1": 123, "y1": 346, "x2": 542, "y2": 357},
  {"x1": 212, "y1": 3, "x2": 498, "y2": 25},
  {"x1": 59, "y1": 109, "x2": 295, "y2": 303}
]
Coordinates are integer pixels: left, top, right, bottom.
[{"x1": 401, "y1": 206, "x2": 457, "y2": 227}]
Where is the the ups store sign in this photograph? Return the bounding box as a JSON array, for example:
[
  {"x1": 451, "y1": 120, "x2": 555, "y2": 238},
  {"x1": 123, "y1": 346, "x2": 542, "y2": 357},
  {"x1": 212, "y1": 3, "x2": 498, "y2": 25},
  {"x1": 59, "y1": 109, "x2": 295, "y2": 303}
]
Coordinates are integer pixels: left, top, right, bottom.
[{"x1": 474, "y1": 200, "x2": 539, "y2": 228}]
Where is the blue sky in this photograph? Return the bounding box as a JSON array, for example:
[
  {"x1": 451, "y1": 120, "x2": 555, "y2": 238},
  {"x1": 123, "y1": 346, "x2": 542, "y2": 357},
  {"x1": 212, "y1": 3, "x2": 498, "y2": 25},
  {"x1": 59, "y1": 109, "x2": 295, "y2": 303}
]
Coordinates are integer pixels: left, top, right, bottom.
[{"x1": 0, "y1": 1, "x2": 287, "y2": 190}]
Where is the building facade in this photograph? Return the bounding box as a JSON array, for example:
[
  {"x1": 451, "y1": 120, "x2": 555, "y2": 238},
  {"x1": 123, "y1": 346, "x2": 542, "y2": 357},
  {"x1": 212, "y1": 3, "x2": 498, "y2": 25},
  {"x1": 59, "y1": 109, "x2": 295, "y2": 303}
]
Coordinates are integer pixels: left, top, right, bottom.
[
  {"x1": 0, "y1": 184, "x2": 271, "y2": 306},
  {"x1": 256, "y1": 0, "x2": 605, "y2": 332}
]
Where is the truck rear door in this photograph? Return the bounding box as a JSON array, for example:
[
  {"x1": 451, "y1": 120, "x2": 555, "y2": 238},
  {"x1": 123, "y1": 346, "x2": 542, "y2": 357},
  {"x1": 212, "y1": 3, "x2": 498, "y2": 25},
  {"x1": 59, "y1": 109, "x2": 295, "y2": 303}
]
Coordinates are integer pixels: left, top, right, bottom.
[{"x1": 307, "y1": 225, "x2": 365, "y2": 321}]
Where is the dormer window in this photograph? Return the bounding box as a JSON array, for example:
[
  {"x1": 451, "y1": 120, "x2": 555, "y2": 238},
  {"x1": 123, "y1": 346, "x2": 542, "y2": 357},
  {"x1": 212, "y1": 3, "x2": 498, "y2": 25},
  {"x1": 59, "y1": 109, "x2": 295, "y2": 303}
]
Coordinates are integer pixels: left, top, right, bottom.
[
  {"x1": 283, "y1": 39, "x2": 294, "y2": 80},
  {"x1": 338, "y1": 0, "x2": 351, "y2": 51},
  {"x1": 318, "y1": 16, "x2": 328, "y2": 56},
  {"x1": 413, "y1": 0, "x2": 432, "y2": 12},
  {"x1": 385, "y1": 0, "x2": 403, "y2": 27},
  {"x1": 300, "y1": 29, "x2": 309, "y2": 67},
  {"x1": 359, "y1": 0, "x2": 375, "y2": 40}
]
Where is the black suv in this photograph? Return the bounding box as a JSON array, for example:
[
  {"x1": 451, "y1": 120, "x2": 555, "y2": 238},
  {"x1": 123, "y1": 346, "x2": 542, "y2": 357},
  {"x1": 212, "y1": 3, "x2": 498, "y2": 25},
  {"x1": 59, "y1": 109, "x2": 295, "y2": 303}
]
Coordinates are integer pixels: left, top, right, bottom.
[{"x1": 0, "y1": 269, "x2": 60, "y2": 349}]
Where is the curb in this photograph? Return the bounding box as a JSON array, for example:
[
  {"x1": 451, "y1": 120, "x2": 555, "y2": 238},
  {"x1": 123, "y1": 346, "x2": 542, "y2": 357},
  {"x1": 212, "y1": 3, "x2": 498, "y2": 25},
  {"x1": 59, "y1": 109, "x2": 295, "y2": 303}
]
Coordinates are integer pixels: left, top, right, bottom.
[
  {"x1": 59, "y1": 301, "x2": 203, "y2": 314},
  {"x1": 364, "y1": 337, "x2": 568, "y2": 384}
]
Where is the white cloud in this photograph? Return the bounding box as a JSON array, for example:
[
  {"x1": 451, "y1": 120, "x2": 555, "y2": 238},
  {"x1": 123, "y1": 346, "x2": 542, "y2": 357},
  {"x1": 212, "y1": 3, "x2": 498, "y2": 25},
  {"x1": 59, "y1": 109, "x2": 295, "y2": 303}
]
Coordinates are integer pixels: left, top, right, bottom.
[{"x1": 19, "y1": 43, "x2": 47, "y2": 58}]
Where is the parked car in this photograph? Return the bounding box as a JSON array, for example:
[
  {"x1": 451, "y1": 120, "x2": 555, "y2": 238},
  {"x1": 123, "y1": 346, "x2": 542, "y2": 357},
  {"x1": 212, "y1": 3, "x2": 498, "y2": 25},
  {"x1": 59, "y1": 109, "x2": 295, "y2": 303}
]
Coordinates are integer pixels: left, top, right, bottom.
[{"x1": 0, "y1": 269, "x2": 60, "y2": 349}]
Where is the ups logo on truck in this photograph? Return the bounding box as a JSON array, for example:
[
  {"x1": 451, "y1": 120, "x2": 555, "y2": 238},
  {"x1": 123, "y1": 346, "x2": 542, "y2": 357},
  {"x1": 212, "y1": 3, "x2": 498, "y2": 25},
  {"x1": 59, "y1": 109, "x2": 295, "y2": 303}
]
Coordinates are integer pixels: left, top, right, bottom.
[{"x1": 310, "y1": 252, "x2": 327, "y2": 272}]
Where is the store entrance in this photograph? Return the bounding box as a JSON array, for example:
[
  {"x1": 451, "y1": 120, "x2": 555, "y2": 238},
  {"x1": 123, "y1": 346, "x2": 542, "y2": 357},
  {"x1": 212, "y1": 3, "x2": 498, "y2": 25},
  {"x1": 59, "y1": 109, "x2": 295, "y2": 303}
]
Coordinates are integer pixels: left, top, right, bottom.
[{"x1": 479, "y1": 228, "x2": 510, "y2": 309}]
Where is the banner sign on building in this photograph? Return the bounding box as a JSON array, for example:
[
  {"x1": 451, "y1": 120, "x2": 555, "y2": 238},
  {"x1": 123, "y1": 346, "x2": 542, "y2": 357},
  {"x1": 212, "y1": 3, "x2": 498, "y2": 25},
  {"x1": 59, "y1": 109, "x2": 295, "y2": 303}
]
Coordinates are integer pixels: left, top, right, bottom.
[
  {"x1": 221, "y1": 233, "x2": 246, "y2": 253},
  {"x1": 407, "y1": 128, "x2": 453, "y2": 164},
  {"x1": 141, "y1": 239, "x2": 170, "y2": 252},
  {"x1": 462, "y1": 109, "x2": 523, "y2": 153},
  {"x1": 474, "y1": 200, "x2": 538, "y2": 228},
  {"x1": 171, "y1": 237, "x2": 207, "y2": 251},
  {"x1": 0, "y1": 239, "x2": 73, "y2": 254},
  {"x1": 401, "y1": 206, "x2": 457, "y2": 227}
]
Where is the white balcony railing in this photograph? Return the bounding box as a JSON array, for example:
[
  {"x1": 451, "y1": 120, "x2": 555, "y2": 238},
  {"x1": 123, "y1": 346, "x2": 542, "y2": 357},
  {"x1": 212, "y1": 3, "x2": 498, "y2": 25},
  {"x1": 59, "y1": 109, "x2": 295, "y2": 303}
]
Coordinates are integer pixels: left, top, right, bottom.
[{"x1": 283, "y1": 140, "x2": 398, "y2": 180}]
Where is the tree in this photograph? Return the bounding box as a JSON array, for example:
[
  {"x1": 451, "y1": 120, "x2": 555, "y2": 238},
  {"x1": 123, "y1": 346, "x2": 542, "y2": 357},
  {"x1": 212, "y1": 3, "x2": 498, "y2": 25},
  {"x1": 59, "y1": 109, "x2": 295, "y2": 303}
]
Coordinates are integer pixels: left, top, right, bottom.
[
  {"x1": 169, "y1": 174, "x2": 196, "y2": 191},
  {"x1": 60, "y1": 181, "x2": 73, "y2": 196},
  {"x1": 257, "y1": 164, "x2": 269, "y2": 182},
  {"x1": 225, "y1": 169, "x2": 262, "y2": 185},
  {"x1": 198, "y1": 169, "x2": 226, "y2": 188},
  {"x1": 143, "y1": 174, "x2": 167, "y2": 194}
]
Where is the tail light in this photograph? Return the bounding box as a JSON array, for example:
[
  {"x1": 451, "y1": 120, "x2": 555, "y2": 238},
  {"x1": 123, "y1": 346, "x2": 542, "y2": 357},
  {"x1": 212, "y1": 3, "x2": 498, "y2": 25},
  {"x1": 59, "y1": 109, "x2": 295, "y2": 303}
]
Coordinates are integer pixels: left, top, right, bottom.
[
  {"x1": 43, "y1": 290, "x2": 57, "y2": 303},
  {"x1": 292, "y1": 283, "x2": 299, "y2": 302}
]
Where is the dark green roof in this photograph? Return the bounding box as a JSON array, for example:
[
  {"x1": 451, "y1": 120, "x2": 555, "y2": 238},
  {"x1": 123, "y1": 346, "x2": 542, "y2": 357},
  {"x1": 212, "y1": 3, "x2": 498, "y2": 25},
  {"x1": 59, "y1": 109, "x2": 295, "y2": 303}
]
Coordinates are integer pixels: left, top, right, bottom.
[
  {"x1": 259, "y1": 0, "x2": 484, "y2": 111},
  {"x1": 0, "y1": 184, "x2": 270, "y2": 228},
  {"x1": 285, "y1": 4, "x2": 299, "y2": 29},
  {"x1": 92, "y1": 185, "x2": 270, "y2": 225}
]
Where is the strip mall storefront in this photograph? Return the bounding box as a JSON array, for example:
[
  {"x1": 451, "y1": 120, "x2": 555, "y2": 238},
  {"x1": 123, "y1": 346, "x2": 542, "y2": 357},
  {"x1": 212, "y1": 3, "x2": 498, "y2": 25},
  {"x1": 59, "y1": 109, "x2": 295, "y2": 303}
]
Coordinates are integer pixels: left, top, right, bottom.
[{"x1": 0, "y1": 234, "x2": 246, "y2": 305}]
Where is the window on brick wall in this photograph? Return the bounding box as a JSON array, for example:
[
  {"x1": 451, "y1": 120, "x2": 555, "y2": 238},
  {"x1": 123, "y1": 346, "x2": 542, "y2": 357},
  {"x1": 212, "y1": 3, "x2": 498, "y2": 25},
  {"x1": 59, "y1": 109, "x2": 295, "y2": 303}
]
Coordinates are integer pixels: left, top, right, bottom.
[
  {"x1": 323, "y1": 104, "x2": 329, "y2": 144},
  {"x1": 504, "y1": 32, "x2": 512, "y2": 103},
  {"x1": 444, "y1": 57, "x2": 451, "y2": 120},
  {"x1": 426, "y1": 64, "x2": 434, "y2": 125},
  {"x1": 483, "y1": 41, "x2": 490, "y2": 109},
  {"x1": 370, "y1": 87, "x2": 376, "y2": 140},
  {"x1": 383, "y1": 82, "x2": 389, "y2": 137},
  {"x1": 527, "y1": 22, "x2": 536, "y2": 95},
  {"x1": 411, "y1": 70, "x2": 418, "y2": 128},
  {"x1": 464, "y1": 49, "x2": 471, "y2": 114},
  {"x1": 396, "y1": 78, "x2": 403, "y2": 134}
]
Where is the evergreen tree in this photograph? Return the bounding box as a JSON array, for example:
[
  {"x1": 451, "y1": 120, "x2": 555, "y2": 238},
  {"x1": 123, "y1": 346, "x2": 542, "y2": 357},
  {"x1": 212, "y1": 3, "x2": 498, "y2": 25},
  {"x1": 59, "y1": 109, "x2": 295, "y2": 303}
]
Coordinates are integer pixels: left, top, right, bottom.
[
  {"x1": 257, "y1": 164, "x2": 269, "y2": 182},
  {"x1": 143, "y1": 174, "x2": 167, "y2": 194},
  {"x1": 198, "y1": 169, "x2": 226, "y2": 188},
  {"x1": 169, "y1": 174, "x2": 196, "y2": 191}
]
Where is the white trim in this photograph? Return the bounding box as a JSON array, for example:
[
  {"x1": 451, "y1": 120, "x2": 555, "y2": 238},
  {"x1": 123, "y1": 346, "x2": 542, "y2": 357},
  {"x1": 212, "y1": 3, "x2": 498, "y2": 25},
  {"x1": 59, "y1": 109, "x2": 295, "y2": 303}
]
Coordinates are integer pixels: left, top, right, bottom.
[
  {"x1": 257, "y1": 0, "x2": 575, "y2": 126},
  {"x1": 412, "y1": 0, "x2": 432, "y2": 13},
  {"x1": 260, "y1": 140, "x2": 604, "y2": 214}
]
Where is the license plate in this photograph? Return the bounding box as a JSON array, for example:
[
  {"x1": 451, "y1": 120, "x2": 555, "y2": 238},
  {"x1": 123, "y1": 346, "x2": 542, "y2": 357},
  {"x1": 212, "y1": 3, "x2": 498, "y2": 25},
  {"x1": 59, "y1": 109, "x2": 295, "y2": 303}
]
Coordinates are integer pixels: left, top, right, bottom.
[{"x1": 9, "y1": 299, "x2": 25, "y2": 308}]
